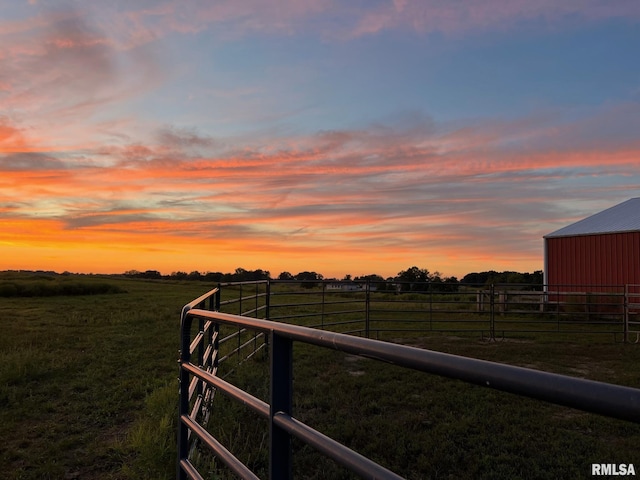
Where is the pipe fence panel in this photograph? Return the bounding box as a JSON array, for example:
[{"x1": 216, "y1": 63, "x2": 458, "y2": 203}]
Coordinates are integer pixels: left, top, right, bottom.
[
  {"x1": 178, "y1": 282, "x2": 640, "y2": 479},
  {"x1": 266, "y1": 280, "x2": 632, "y2": 340}
]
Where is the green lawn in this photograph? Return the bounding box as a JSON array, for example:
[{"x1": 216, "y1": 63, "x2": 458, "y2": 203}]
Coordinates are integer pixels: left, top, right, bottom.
[
  {"x1": 0, "y1": 273, "x2": 207, "y2": 480},
  {"x1": 2, "y1": 275, "x2": 640, "y2": 479}
]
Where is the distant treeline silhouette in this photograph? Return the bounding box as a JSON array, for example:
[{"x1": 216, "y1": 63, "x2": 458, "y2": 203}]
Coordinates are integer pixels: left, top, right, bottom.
[{"x1": 123, "y1": 266, "x2": 544, "y2": 290}]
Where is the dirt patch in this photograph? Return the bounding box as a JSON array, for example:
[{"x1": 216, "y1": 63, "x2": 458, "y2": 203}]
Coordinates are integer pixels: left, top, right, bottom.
[
  {"x1": 344, "y1": 354, "x2": 364, "y2": 363},
  {"x1": 344, "y1": 354, "x2": 366, "y2": 376}
]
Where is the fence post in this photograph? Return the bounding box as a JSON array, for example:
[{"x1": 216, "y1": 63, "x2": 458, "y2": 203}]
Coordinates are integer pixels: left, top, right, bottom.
[
  {"x1": 265, "y1": 281, "x2": 271, "y2": 360},
  {"x1": 197, "y1": 314, "x2": 205, "y2": 397},
  {"x1": 177, "y1": 307, "x2": 193, "y2": 480},
  {"x1": 321, "y1": 282, "x2": 326, "y2": 330},
  {"x1": 266, "y1": 280, "x2": 271, "y2": 320},
  {"x1": 238, "y1": 283, "x2": 243, "y2": 363},
  {"x1": 365, "y1": 280, "x2": 370, "y2": 338},
  {"x1": 498, "y1": 291, "x2": 506, "y2": 315},
  {"x1": 429, "y1": 282, "x2": 433, "y2": 328},
  {"x1": 489, "y1": 284, "x2": 495, "y2": 340},
  {"x1": 270, "y1": 332, "x2": 293, "y2": 479},
  {"x1": 624, "y1": 284, "x2": 629, "y2": 343}
]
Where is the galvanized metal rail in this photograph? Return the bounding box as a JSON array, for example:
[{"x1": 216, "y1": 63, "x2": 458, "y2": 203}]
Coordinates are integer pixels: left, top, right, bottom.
[{"x1": 178, "y1": 287, "x2": 640, "y2": 480}]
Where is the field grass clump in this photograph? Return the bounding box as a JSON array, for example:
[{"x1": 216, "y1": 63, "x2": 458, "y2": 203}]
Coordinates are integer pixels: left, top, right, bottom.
[{"x1": 0, "y1": 272, "x2": 127, "y2": 297}]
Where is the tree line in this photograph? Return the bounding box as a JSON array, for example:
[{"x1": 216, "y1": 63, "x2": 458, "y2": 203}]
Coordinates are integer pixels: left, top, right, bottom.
[{"x1": 123, "y1": 266, "x2": 544, "y2": 290}]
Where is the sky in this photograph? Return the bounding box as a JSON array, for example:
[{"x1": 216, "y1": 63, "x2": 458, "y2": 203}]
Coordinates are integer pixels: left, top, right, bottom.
[{"x1": 1, "y1": 1, "x2": 639, "y2": 279}]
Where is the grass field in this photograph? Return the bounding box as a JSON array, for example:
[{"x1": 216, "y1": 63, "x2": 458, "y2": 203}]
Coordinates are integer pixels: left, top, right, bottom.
[
  {"x1": 0, "y1": 273, "x2": 206, "y2": 479},
  {"x1": 2, "y1": 274, "x2": 640, "y2": 479}
]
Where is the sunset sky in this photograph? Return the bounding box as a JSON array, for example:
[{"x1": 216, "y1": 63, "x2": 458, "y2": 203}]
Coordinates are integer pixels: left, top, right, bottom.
[{"x1": 1, "y1": 1, "x2": 639, "y2": 279}]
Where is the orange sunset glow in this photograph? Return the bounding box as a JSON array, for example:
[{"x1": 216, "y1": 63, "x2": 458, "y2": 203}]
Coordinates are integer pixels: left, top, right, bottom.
[{"x1": 2, "y1": 2, "x2": 639, "y2": 279}]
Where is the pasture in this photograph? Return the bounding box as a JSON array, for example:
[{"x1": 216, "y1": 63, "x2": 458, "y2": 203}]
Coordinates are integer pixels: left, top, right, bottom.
[{"x1": 2, "y1": 273, "x2": 640, "y2": 479}]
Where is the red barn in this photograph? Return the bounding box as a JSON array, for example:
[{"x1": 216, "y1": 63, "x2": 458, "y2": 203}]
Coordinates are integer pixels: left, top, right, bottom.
[{"x1": 544, "y1": 198, "x2": 640, "y2": 295}]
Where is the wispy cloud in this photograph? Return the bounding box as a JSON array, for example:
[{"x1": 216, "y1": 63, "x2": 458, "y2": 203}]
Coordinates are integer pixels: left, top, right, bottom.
[
  {"x1": 1, "y1": 1, "x2": 639, "y2": 277},
  {"x1": 2, "y1": 99, "x2": 638, "y2": 275},
  {"x1": 0, "y1": 5, "x2": 164, "y2": 153},
  {"x1": 348, "y1": 0, "x2": 640, "y2": 37}
]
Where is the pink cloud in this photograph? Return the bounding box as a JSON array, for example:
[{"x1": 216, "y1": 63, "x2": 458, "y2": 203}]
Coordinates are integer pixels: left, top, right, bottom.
[
  {"x1": 348, "y1": 0, "x2": 640, "y2": 38},
  {"x1": 0, "y1": 8, "x2": 165, "y2": 155}
]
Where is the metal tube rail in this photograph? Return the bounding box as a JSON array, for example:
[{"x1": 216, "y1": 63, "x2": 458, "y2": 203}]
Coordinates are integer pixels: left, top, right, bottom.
[
  {"x1": 179, "y1": 458, "x2": 204, "y2": 480},
  {"x1": 181, "y1": 414, "x2": 261, "y2": 480},
  {"x1": 272, "y1": 412, "x2": 404, "y2": 480},
  {"x1": 182, "y1": 287, "x2": 220, "y2": 311},
  {"x1": 182, "y1": 362, "x2": 270, "y2": 418},
  {"x1": 187, "y1": 308, "x2": 640, "y2": 423}
]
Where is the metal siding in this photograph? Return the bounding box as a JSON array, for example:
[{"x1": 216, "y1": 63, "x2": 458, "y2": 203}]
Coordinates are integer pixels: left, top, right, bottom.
[
  {"x1": 595, "y1": 233, "x2": 609, "y2": 290},
  {"x1": 593, "y1": 234, "x2": 601, "y2": 285},
  {"x1": 547, "y1": 237, "x2": 561, "y2": 285},
  {"x1": 623, "y1": 232, "x2": 640, "y2": 284},
  {"x1": 606, "y1": 234, "x2": 616, "y2": 286},
  {"x1": 577, "y1": 236, "x2": 586, "y2": 285},
  {"x1": 570, "y1": 236, "x2": 577, "y2": 285},
  {"x1": 546, "y1": 232, "x2": 640, "y2": 289},
  {"x1": 604, "y1": 234, "x2": 611, "y2": 283},
  {"x1": 624, "y1": 233, "x2": 632, "y2": 283},
  {"x1": 598, "y1": 234, "x2": 607, "y2": 284},
  {"x1": 579, "y1": 235, "x2": 601, "y2": 284},
  {"x1": 634, "y1": 233, "x2": 640, "y2": 284},
  {"x1": 629, "y1": 233, "x2": 636, "y2": 284},
  {"x1": 561, "y1": 237, "x2": 569, "y2": 285},
  {"x1": 617, "y1": 233, "x2": 625, "y2": 285}
]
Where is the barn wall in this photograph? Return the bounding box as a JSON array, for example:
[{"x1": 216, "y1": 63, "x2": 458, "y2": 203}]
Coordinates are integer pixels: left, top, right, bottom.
[{"x1": 545, "y1": 231, "x2": 640, "y2": 292}]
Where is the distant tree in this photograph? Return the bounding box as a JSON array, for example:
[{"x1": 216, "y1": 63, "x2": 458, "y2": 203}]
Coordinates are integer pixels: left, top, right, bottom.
[
  {"x1": 295, "y1": 271, "x2": 324, "y2": 288},
  {"x1": 461, "y1": 271, "x2": 494, "y2": 286},
  {"x1": 392, "y1": 267, "x2": 459, "y2": 292},
  {"x1": 435, "y1": 276, "x2": 459, "y2": 292},
  {"x1": 230, "y1": 268, "x2": 270, "y2": 282},
  {"x1": 461, "y1": 270, "x2": 543, "y2": 288},
  {"x1": 188, "y1": 271, "x2": 203, "y2": 281},
  {"x1": 203, "y1": 271, "x2": 224, "y2": 282},
  {"x1": 354, "y1": 274, "x2": 384, "y2": 282},
  {"x1": 233, "y1": 268, "x2": 249, "y2": 281},
  {"x1": 278, "y1": 271, "x2": 294, "y2": 280},
  {"x1": 396, "y1": 266, "x2": 431, "y2": 291},
  {"x1": 251, "y1": 269, "x2": 270, "y2": 281},
  {"x1": 524, "y1": 271, "x2": 544, "y2": 285},
  {"x1": 295, "y1": 271, "x2": 323, "y2": 281}
]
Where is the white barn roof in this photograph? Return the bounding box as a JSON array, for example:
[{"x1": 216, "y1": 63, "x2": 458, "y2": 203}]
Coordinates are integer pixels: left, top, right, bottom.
[{"x1": 545, "y1": 197, "x2": 640, "y2": 238}]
